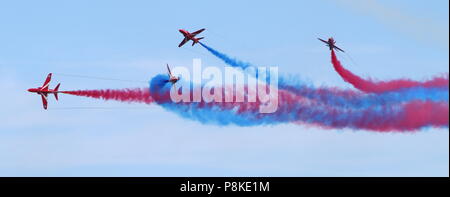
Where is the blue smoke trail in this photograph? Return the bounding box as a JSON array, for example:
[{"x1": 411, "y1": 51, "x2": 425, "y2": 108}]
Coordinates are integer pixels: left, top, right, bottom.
[
  {"x1": 200, "y1": 42, "x2": 252, "y2": 69},
  {"x1": 199, "y1": 43, "x2": 449, "y2": 108},
  {"x1": 149, "y1": 74, "x2": 448, "y2": 131},
  {"x1": 280, "y1": 79, "x2": 449, "y2": 109}
]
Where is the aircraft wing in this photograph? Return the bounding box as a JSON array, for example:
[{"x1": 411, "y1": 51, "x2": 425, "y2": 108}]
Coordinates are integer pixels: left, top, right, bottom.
[
  {"x1": 178, "y1": 38, "x2": 188, "y2": 47},
  {"x1": 191, "y1": 28, "x2": 205, "y2": 36},
  {"x1": 40, "y1": 93, "x2": 48, "y2": 110},
  {"x1": 41, "y1": 73, "x2": 52, "y2": 91},
  {"x1": 317, "y1": 38, "x2": 328, "y2": 44},
  {"x1": 166, "y1": 64, "x2": 173, "y2": 76},
  {"x1": 334, "y1": 46, "x2": 345, "y2": 53}
]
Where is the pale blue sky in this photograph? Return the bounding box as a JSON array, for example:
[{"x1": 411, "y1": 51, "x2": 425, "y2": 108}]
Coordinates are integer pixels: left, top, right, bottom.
[{"x1": 0, "y1": 0, "x2": 448, "y2": 176}]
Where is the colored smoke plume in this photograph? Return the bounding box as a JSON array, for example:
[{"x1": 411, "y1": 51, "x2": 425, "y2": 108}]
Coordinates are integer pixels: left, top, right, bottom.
[
  {"x1": 63, "y1": 88, "x2": 153, "y2": 104},
  {"x1": 330, "y1": 50, "x2": 448, "y2": 93}
]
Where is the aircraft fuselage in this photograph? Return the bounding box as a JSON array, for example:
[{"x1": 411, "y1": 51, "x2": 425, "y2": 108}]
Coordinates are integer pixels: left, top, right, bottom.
[
  {"x1": 179, "y1": 29, "x2": 200, "y2": 43},
  {"x1": 27, "y1": 88, "x2": 58, "y2": 94}
]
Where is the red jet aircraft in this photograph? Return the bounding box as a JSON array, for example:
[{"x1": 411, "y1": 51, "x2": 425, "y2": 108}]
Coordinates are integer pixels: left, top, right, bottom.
[
  {"x1": 178, "y1": 28, "x2": 205, "y2": 47},
  {"x1": 166, "y1": 64, "x2": 181, "y2": 90},
  {"x1": 28, "y1": 73, "x2": 61, "y2": 110},
  {"x1": 318, "y1": 37, "x2": 345, "y2": 52}
]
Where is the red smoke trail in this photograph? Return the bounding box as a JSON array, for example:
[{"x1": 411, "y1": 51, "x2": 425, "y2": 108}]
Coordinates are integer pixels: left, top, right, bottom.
[
  {"x1": 62, "y1": 88, "x2": 153, "y2": 104},
  {"x1": 331, "y1": 50, "x2": 449, "y2": 93},
  {"x1": 150, "y1": 75, "x2": 448, "y2": 131},
  {"x1": 398, "y1": 100, "x2": 449, "y2": 130},
  {"x1": 169, "y1": 88, "x2": 448, "y2": 131}
]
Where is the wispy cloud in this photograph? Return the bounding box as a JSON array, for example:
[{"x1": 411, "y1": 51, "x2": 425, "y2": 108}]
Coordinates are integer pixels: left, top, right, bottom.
[{"x1": 334, "y1": 0, "x2": 449, "y2": 49}]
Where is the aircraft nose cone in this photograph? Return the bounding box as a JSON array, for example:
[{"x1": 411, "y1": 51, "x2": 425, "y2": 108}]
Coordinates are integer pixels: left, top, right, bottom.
[{"x1": 27, "y1": 88, "x2": 32, "y2": 92}]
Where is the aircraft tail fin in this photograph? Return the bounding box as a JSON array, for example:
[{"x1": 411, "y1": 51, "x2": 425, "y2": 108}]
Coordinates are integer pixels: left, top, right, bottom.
[
  {"x1": 54, "y1": 83, "x2": 60, "y2": 101},
  {"x1": 192, "y1": 37, "x2": 204, "y2": 46}
]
